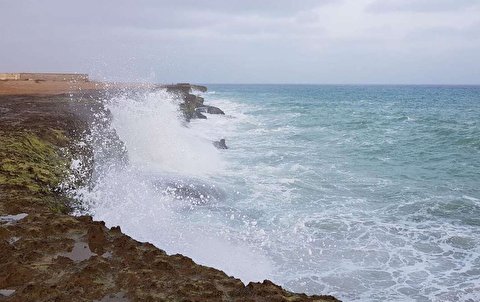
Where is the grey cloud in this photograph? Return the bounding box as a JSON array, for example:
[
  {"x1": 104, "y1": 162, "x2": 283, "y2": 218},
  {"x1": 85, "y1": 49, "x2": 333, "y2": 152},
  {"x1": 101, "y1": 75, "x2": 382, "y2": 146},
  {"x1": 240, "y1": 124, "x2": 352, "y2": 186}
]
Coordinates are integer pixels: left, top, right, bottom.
[
  {"x1": 367, "y1": 0, "x2": 480, "y2": 13},
  {"x1": 0, "y1": 0, "x2": 479, "y2": 84},
  {"x1": 142, "y1": 0, "x2": 337, "y2": 16},
  {"x1": 1, "y1": 0, "x2": 334, "y2": 30},
  {"x1": 404, "y1": 22, "x2": 480, "y2": 44}
]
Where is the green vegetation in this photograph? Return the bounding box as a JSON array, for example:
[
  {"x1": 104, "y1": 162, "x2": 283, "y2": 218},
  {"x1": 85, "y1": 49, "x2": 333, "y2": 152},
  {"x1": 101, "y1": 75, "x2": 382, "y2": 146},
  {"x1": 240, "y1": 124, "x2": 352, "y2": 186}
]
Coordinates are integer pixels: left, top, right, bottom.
[{"x1": 0, "y1": 130, "x2": 71, "y2": 212}]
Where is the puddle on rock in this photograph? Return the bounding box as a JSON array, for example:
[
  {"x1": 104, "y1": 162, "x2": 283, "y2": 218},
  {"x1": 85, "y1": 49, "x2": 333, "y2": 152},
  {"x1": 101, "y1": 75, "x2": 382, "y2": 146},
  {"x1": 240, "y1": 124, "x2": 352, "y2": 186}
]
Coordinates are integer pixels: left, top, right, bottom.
[
  {"x1": 101, "y1": 251, "x2": 113, "y2": 259},
  {"x1": 0, "y1": 213, "x2": 28, "y2": 225},
  {"x1": 7, "y1": 237, "x2": 20, "y2": 244},
  {"x1": 0, "y1": 289, "x2": 15, "y2": 297},
  {"x1": 58, "y1": 241, "x2": 96, "y2": 262}
]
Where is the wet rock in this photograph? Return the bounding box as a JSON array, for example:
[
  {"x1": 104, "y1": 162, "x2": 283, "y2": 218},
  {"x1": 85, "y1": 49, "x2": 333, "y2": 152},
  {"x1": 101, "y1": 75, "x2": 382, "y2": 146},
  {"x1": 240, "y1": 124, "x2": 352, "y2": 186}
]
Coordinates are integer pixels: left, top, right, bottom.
[
  {"x1": 196, "y1": 105, "x2": 225, "y2": 115},
  {"x1": 0, "y1": 88, "x2": 340, "y2": 302},
  {"x1": 57, "y1": 241, "x2": 96, "y2": 262},
  {"x1": 213, "y1": 139, "x2": 228, "y2": 149},
  {"x1": 180, "y1": 95, "x2": 207, "y2": 121},
  {"x1": 191, "y1": 85, "x2": 208, "y2": 93},
  {"x1": 165, "y1": 83, "x2": 192, "y2": 96},
  {"x1": 185, "y1": 93, "x2": 204, "y2": 106},
  {"x1": 171, "y1": 84, "x2": 226, "y2": 120},
  {"x1": 87, "y1": 223, "x2": 108, "y2": 254},
  {"x1": 194, "y1": 109, "x2": 207, "y2": 119},
  {"x1": 0, "y1": 94, "x2": 100, "y2": 214}
]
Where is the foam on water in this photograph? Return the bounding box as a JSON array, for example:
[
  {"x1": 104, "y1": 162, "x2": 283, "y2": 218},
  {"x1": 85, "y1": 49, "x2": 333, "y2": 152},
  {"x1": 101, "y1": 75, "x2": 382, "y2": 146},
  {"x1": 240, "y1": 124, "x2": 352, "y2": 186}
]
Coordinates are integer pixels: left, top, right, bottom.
[
  {"x1": 196, "y1": 85, "x2": 480, "y2": 301},
  {"x1": 80, "y1": 90, "x2": 274, "y2": 282},
  {"x1": 79, "y1": 85, "x2": 480, "y2": 301}
]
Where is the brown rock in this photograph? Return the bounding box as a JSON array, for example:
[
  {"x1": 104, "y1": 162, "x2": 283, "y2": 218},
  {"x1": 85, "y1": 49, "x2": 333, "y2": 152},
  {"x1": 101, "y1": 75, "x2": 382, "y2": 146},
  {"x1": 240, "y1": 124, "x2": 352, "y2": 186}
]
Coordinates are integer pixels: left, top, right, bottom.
[
  {"x1": 87, "y1": 223, "x2": 108, "y2": 254},
  {"x1": 0, "y1": 85, "x2": 340, "y2": 302}
]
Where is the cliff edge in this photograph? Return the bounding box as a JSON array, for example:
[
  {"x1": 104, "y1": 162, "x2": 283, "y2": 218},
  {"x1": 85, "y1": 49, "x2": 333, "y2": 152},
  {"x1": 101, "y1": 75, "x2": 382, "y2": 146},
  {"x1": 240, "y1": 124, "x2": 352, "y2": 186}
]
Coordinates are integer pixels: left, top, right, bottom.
[{"x1": 0, "y1": 82, "x2": 340, "y2": 301}]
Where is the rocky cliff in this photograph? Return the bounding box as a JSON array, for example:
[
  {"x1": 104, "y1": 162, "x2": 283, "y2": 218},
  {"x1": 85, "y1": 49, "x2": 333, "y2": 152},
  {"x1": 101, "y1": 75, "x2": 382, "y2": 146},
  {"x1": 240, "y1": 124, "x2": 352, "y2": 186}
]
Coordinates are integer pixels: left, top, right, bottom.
[{"x1": 0, "y1": 84, "x2": 340, "y2": 302}]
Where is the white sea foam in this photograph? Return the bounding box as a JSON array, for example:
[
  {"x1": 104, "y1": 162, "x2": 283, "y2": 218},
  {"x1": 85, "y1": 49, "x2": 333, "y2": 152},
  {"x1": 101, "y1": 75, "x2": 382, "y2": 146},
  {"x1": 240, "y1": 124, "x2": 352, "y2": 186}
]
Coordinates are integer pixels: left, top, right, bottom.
[
  {"x1": 108, "y1": 90, "x2": 223, "y2": 176},
  {"x1": 80, "y1": 90, "x2": 274, "y2": 282},
  {"x1": 77, "y1": 86, "x2": 480, "y2": 302}
]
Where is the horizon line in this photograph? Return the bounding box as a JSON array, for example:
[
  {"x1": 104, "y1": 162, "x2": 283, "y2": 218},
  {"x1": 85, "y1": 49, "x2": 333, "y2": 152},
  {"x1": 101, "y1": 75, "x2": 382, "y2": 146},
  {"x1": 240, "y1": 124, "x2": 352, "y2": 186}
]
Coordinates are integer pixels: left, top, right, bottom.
[{"x1": 199, "y1": 83, "x2": 480, "y2": 86}]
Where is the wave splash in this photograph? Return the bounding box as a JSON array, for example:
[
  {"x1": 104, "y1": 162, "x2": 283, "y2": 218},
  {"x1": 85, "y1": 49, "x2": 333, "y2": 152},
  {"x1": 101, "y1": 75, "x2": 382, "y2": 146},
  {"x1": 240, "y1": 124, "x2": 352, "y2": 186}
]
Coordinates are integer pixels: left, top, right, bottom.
[
  {"x1": 108, "y1": 90, "x2": 223, "y2": 176},
  {"x1": 77, "y1": 90, "x2": 274, "y2": 282}
]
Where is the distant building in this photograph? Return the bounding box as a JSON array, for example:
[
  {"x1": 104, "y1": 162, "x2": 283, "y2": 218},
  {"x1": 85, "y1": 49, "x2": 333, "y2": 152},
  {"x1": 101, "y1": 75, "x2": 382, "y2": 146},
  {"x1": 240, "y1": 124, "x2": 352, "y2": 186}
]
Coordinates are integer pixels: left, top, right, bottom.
[{"x1": 0, "y1": 73, "x2": 89, "y2": 82}]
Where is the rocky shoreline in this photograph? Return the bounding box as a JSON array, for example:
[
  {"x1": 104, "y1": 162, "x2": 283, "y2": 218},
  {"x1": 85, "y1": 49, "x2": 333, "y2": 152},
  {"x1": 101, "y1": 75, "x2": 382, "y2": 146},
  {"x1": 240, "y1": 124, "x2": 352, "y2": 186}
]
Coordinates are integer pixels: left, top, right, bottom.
[{"x1": 0, "y1": 81, "x2": 340, "y2": 301}]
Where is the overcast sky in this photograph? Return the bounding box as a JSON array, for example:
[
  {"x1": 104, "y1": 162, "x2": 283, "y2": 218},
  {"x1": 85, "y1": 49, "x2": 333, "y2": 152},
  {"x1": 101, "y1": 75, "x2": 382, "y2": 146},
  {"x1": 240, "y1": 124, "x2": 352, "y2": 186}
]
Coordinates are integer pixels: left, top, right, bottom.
[{"x1": 1, "y1": 0, "x2": 479, "y2": 84}]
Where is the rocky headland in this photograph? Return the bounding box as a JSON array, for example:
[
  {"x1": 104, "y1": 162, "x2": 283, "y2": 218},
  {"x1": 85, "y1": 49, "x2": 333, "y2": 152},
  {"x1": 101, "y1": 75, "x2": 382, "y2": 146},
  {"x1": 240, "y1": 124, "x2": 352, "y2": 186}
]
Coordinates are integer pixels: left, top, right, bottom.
[{"x1": 0, "y1": 77, "x2": 340, "y2": 301}]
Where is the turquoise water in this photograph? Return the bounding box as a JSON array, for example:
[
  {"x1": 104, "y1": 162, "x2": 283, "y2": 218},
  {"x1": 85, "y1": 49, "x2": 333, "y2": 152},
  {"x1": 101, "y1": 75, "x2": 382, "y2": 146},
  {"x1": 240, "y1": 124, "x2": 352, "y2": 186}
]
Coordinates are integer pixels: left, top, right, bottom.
[
  {"x1": 200, "y1": 85, "x2": 480, "y2": 301},
  {"x1": 85, "y1": 85, "x2": 480, "y2": 302}
]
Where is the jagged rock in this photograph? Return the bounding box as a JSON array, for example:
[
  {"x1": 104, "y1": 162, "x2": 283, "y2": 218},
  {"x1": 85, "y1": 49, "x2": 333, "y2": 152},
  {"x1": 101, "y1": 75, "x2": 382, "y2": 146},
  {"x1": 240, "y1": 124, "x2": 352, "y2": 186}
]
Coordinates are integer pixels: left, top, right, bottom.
[
  {"x1": 194, "y1": 109, "x2": 207, "y2": 119},
  {"x1": 197, "y1": 105, "x2": 225, "y2": 115},
  {"x1": 165, "y1": 84, "x2": 191, "y2": 96},
  {"x1": 171, "y1": 83, "x2": 207, "y2": 93},
  {"x1": 180, "y1": 93, "x2": 207, "y2": 121},
  {"x1": 213, "y1": 139, "x2": 228, "y2": 149},
  {"x1": 0, "y1": 85, "x2": 339, "y2": 302},
  {"x1": 191, "y1": 85, "x2": 208, "y2": 93},
  {"x1": 185, "y1": 94, "x2": 204, "y2": 106},
  {"x1": 169, "y1": 83, "x2": 225, "y2": 120}
]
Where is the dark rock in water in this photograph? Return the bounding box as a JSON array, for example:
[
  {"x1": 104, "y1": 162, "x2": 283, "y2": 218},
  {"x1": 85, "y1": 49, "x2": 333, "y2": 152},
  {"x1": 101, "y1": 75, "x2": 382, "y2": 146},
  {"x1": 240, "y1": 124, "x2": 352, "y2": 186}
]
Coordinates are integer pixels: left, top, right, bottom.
[
  {"x1": 181, "y1": 102, "x2": 207, "y2": 120},
  {"x1": 185, "y1": 104, "x2": 225, "y2": 120},
  {"x1": 165, "y1": 83, "x2": 192, "y2": 95},
  {"x1": 206, "y1": 106, "x2": 225, "y2": 115},
  {"x1": 171, "y1": 84, "x2": 224, "y2": 121},
  {"x1": 191, "y1": 84, "x2": 208, "y2": 93},
  {"x1": 170, "y1": 83, "x2": 208, "y2": 93},
  {"x1": 185, "y1": 94, "x2": 204, "y2": 106},
  {"x1": 194, "y1": 109, "x2": 207, "y2": 119},
  {"x1": 195, "y1": 106, "x2": 208, "y2": 114},
  {"x1": 180, "y1": 94, "x2": 207, "y2": 121},
  {"x1": 196, "y1": 105, "x2": 225, "y2": 115},
  {"x1": 213, "y1": 139, "x2": 228, "y2": 149}
]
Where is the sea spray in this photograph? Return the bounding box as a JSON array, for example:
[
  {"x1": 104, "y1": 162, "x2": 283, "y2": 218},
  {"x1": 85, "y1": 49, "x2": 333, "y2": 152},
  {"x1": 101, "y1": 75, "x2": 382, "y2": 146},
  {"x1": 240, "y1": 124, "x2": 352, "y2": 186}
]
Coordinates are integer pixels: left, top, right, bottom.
[
  {"x1": 76, "y1": 84, "x2": 480, "y2": 301},
  {"x1": 77, "y1": 89, "x2": 275, "y2": 282},
  {"x1": 108, "y1": 90, "x2": 223, "y2": 175}
]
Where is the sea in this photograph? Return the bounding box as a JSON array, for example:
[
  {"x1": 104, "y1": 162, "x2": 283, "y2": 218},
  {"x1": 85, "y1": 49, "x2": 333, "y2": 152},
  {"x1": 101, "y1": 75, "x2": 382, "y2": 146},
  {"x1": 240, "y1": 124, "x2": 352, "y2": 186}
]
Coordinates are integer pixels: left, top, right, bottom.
[{"x1": 77, "y1": 84, "x2": 480, "y2": 301}]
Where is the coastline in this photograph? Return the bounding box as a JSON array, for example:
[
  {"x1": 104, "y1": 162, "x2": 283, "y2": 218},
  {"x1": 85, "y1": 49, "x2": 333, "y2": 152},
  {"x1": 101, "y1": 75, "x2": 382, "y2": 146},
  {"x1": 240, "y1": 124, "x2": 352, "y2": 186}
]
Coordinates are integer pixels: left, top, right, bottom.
[{"x1": 0, "y1": 80, "x2": 340, "y2": 301}]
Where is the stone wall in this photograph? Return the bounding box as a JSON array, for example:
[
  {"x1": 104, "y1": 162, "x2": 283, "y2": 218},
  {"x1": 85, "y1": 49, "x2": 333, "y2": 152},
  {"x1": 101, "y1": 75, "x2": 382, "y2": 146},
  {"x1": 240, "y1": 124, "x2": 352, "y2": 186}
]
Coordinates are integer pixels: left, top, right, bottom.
[
  {"x1": 0, "y1": 73, "x2": 21, "y2": 80},
  {"x1": 0, "y1": 73, "x2": 89, "y2": 82}
]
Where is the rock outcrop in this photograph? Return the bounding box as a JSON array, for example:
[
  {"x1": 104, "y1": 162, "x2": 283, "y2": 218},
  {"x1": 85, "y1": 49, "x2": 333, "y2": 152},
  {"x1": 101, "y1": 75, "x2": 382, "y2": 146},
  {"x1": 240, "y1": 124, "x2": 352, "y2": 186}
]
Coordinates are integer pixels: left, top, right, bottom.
[
  {"x1": 214, "y1": 139, "x2": 229, "y2": 150},
  {"x1": 166, "y1": 83, "x2": 225, "y2": 121},
  {"x1": 0, "y1": 84, "x2": 340, "y2": 302},
  {"x1": 197, "y1": 105, "x2": 225, "y2": 115}
]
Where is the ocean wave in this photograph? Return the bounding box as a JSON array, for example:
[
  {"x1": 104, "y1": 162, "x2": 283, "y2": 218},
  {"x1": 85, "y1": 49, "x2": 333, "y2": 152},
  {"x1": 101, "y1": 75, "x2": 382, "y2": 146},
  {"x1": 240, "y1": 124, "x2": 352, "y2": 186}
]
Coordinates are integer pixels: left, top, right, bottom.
[{"x1": 76, "y1": 85, "x2": 480, "y2": 301}]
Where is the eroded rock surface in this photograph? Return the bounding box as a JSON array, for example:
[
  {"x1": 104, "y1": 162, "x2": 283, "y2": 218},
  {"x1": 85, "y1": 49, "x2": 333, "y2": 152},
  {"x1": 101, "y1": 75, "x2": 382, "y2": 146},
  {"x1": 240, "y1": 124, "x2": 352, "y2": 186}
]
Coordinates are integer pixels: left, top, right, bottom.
[
  {"x1": 1, "y1": 214, "x2": 339, "y2": 301},
  {"x1": 0, "y1": 85, "x2": 340, "y2": 302},
  {"x1": 166, "y1": 84, "x2": 225, "y2": 121}
]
